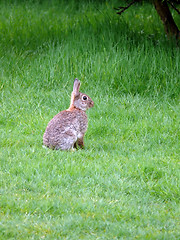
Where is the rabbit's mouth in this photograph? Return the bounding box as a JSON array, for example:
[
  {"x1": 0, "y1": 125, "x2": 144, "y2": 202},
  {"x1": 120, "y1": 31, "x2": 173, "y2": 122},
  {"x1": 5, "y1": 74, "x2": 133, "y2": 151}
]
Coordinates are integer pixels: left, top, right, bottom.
[{"x1": 90, "y1": 101, "x2": 94, "y2": 108}]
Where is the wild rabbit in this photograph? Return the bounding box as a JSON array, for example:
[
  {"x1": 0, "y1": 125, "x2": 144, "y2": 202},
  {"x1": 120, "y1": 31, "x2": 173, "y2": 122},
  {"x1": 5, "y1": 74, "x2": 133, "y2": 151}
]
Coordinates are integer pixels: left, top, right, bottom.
[{"x1": 43, "y1": 78, "x2": 94, "y2": 150}]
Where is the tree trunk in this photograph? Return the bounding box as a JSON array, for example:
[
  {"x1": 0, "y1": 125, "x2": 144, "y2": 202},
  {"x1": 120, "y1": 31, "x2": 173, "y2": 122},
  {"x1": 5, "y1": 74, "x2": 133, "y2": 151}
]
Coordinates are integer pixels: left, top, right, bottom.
[{"x1": 153, "y1": 0, "x2": 180, "y2": 40}]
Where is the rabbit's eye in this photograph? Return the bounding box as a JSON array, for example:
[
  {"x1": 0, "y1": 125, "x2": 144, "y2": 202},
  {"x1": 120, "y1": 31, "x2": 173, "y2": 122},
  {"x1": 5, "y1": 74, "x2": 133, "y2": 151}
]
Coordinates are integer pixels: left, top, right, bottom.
[{"x1": 82, "y1": 95, "x2": 87, "y2": 101}]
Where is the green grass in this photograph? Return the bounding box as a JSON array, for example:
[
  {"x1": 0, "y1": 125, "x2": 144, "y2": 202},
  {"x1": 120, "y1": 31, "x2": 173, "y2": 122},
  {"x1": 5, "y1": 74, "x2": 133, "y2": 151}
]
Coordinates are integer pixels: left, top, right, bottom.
[{"x1": 0, "y1": 0, "x2": 180, "y2": 239}]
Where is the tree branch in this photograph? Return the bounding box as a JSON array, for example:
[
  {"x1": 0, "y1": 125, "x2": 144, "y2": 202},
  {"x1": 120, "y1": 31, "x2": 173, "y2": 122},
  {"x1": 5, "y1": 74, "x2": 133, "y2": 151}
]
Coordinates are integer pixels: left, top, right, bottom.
[
  {"x1": 167, "y1": 0, "x2": 180, "y2": 15},
  {"x1": 114, "y1": 0, "x2": 138, "y2": 15}
]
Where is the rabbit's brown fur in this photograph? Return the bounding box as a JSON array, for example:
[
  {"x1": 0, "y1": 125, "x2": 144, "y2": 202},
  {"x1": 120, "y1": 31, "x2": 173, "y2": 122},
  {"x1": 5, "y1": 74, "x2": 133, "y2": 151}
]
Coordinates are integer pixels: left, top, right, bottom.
[{"x1": 43, "y1": 79, "x2": 94, "y2": 150}]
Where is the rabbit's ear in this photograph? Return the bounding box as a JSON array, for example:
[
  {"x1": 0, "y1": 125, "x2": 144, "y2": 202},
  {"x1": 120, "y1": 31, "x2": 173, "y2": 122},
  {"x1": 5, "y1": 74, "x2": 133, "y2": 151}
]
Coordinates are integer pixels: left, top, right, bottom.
[{"x1": 73, "y1": 78, "x2": 81, "y2": 96}]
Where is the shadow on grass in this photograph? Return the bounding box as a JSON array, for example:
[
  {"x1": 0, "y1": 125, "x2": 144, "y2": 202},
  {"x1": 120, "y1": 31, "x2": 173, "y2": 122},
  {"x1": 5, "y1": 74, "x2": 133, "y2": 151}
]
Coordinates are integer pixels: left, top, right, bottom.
[{"x1": 0, "y1": 0, "x2": 178, "y2": 54}]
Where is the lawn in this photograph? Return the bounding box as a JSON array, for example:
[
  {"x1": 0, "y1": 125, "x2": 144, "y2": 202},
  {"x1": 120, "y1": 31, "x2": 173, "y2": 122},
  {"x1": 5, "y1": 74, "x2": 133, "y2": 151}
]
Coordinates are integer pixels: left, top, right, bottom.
[{"x1": 0, "y1": 0, "x2": 180, "y2": 239}]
